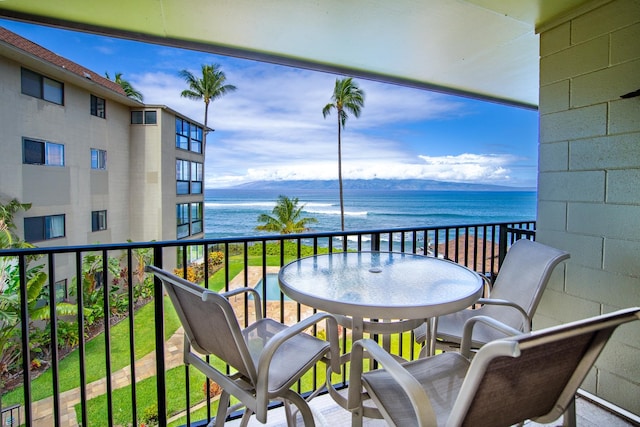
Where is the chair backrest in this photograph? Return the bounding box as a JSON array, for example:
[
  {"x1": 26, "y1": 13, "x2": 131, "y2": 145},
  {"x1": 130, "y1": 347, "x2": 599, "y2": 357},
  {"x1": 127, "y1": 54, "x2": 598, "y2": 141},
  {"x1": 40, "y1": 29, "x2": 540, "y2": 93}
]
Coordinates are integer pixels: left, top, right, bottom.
[
  {"x1": 145, "y1": 265, "x2": 258, "y2": 383},
  {"x1": 450, "y1": 307, "x2": 640, "y2": 427},
  {"x1": 485, "y1": 239, "x2": 570, "y2": 330}
]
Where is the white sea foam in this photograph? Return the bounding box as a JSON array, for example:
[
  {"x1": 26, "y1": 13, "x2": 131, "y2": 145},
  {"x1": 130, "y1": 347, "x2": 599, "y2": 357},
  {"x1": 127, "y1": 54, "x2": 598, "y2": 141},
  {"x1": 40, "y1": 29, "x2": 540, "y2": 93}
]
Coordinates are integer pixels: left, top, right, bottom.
[
  {"x1": 305, "y1": 208, "x2": 368, "y2": 216},
  {"x1": 304, "y1": 202, "x2": 333, "y2": 208},
  {"x1": 205, "y1": 201, "x2": 275, "y2": 208}
]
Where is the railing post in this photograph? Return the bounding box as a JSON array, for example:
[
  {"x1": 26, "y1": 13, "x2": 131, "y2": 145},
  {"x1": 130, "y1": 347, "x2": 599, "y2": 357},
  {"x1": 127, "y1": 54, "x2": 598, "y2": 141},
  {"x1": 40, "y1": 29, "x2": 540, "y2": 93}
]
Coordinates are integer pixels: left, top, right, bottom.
[
  {"x1": 498, "y1": 225, "x2": 508, "y2": 268},
  {"x1": 152, "y1": 246, "x2": 167, "y2": 426},
  {"x1": 18, "y1": 255, "x2": 32, "y2": 427}
]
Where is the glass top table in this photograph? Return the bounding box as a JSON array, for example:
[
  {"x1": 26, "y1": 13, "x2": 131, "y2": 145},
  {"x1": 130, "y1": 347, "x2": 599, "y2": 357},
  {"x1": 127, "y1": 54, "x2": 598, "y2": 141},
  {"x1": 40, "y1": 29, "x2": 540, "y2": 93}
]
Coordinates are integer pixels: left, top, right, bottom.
[
  {"x1": 278, "y1": 251, "x2": 483, "y2": 321},
  {"x1": 279, "y1": 251, "x2": 484, "y2": 420}
]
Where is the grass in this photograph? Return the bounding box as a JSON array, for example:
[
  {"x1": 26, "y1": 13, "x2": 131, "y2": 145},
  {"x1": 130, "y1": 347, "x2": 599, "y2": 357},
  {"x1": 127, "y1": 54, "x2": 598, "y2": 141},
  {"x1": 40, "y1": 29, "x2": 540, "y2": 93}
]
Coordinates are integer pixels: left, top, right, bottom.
[
  {"x1": 2, "y1": 296, "x2": 181, "y2": 405},
  {"x1": 79, "y1": 364, "x2": 211, "y2": 427}
]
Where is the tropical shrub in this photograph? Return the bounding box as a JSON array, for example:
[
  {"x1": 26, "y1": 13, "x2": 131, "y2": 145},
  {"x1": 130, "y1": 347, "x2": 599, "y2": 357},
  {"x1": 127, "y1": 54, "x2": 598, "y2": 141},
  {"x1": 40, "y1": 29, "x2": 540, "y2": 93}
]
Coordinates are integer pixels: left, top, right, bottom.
[
  {"x1": 56, "y1": 320, "x2": 80, "y2": 349},
  {"x1": 208, "y1": 251, "x2": 224, "y2": 267}
]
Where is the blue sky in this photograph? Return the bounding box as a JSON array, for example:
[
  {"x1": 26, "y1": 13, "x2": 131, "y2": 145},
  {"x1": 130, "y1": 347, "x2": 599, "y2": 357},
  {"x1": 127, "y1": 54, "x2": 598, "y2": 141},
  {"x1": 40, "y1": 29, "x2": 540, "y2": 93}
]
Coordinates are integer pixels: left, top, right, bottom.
[{"x1": 2, "y1": 19, "x2": 539, "y2": 189}]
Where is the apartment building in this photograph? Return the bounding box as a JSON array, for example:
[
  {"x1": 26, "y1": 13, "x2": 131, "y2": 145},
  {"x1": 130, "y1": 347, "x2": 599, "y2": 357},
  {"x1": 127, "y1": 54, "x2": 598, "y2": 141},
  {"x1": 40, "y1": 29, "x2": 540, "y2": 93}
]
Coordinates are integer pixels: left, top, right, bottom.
[{"x1": 0, "y1": 27, "x2": 206, "y2": 276}]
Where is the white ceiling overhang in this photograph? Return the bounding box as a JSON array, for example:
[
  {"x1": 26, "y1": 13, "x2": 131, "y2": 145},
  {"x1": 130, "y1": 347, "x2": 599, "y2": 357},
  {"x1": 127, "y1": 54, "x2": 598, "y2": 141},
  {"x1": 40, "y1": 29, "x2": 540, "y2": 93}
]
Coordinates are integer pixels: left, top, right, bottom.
[{"x1": 0, "y1": 0, "x2": 594, "y2": 109}]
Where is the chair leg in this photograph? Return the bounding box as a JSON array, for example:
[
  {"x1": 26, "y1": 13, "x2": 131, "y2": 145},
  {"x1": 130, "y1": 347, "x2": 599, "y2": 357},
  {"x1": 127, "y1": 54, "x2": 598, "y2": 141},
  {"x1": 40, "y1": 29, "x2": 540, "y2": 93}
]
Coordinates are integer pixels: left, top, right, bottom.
[
  {"x1": 239, "y1": 409, "x2": 254, "y2": 427},
  {"x1": 562, "y1": 396, "x2": 577, "y2": 427},
  {"x1": 282, "y1": 390, "x2": 316, "y2": 427},
  {"x1": 283, "y1": 400, "x2": 295, "y2": 425},
  {"x1": 214, "y1": 391, "x2": 231, "y2": 427}
]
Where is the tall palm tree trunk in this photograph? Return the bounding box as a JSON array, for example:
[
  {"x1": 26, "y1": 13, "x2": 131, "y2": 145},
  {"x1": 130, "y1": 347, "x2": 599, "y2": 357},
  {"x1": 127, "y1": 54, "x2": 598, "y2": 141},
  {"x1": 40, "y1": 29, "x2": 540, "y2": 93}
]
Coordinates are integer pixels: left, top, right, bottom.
[
  {"x1": 337, "y1": 117, "x2": 345, "y2": 231},
  {"x1": 203, "y1": 101, "x2": 209, "y2": 148}
]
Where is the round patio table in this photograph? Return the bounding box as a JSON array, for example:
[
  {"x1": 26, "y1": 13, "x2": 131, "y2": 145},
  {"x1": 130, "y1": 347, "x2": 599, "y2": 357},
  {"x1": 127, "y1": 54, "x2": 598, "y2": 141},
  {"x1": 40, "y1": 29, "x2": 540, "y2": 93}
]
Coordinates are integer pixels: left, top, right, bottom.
[{"x1": 278, "y1": 251, "x2": 483, "y2": 420}]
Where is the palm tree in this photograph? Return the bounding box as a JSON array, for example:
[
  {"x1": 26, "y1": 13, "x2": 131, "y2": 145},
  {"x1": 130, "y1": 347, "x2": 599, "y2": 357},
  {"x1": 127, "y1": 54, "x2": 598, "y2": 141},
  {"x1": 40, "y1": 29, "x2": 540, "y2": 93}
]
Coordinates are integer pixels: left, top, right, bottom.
[
  {"x1": 322, "y1": 77, "x2": 365, "y2": 231},
  {"x1": 255, "y1": 195, "x2": 318, "y2": 234},
  {"x1": 179, "y1": 64, "x2": 237, "y2": 148},
  {"x1": 105, "y1": 72, "x2": 143, "y2": 102}
]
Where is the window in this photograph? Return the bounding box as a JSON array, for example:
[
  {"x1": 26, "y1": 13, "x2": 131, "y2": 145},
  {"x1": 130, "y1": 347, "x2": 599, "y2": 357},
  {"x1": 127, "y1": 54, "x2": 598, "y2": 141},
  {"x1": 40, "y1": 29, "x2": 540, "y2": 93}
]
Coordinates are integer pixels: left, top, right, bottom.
[
  {"x1": 54, "y1": 279, "x2": 68, "y2": 302},
  {"x1": 24, "y1": 214, "x2": 65, "y2": 242},
  {"x1": 191, "y1": 162, "x2": 203, "y2": 194},
  {"x1": 176, "y1": 203, "x2": 190, "y2": 239},
  {"x1": 176, "y1": 118, "x2": 189, "y2": 150},
  {"x1": 176, "y1": 160, "x2": 203, "y2": 195},
  {"x1": 94, "y1": 271, "x2": 105, "y2": 289},
  {"x1": 23, "y1": 138, "x2": 64, "y2": 166},
  {"x1": 131, "y1": 110, "x2": 157, "y2": 124},
  {"x1": 176, "y1": 117, "x2": 203, "y2": 153},
  {"x1": 90, "y1": 95, "x2": 106, "y2": 118},
  {"x1": 176, "y1": 245, "x2": 205, "y2": 268},
  {"x1": 21, "y1": 68, "x2": 64, "y2": 104},
  {"x1": 176, "y1": 202, "x2": 203, "y2": 239},
  {"x1": 91, "y1": 149, "x2": 107, "y2": 169},
  {"x1": 145, "y1": 111, "x2": 157, "y2": 124},
  {"x1": 37, "y1": 279, "x2": 68, "y2": 307},
  {"x1": 91, "y1": 210, "x2": 107, "y2": 231},
  {"x1": 44, "y1": 279, "x2": 68, "y2": 303},
  {"x1": 191, "y1": 202, "x2": 203, "y2": 234},
  {"x1": 131, "y1": 111, "x2": 143, "y2": 124},
  {"x1": 176, "y1": 160, "x2": 190, "y2": 195},
  {"x1": 190, "y1": 125, "x2": 203, "y2": 153}
]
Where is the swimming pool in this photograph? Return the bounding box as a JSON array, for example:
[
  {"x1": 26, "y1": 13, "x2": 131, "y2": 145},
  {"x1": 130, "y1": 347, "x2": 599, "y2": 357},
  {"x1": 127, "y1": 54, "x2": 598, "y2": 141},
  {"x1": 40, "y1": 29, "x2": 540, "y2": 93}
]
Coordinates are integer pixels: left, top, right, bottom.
[{"x1": 254, "y1": 273, "x2": 291, "y2": 301}]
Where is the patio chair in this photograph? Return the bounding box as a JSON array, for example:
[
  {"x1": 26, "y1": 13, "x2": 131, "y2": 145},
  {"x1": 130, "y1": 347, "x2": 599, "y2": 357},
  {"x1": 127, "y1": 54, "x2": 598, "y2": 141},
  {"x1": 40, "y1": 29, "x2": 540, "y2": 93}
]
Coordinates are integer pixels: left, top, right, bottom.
[
  {"x1": 145, "y1": 265, "x2": 341, "y2": 426},
  {"x1": 348, "y1": 307, "x2": 640, "y2": 427},
  {"x1": 414, "y1": 238, "x2": 570, "y2": 353}
]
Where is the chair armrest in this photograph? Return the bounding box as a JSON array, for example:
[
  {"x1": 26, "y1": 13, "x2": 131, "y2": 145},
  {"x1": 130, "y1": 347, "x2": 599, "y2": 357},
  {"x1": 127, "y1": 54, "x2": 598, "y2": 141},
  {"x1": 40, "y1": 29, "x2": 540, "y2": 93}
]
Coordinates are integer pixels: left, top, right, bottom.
[
  {"x1": 255, "y1": 312, "x2": 341, "y2": 409},
  {"x1": 347, "y1": 339, "x2": 437, "y2": 427},
  {"x1": 219, "y1": 287, "x2": 263, "y2": 320},
  {"x1": 475, "y1": 297, "x2": 531, "y2": 331},
  {"x1": 459, "y1": 315, "x2": 522, "y2": 358}
]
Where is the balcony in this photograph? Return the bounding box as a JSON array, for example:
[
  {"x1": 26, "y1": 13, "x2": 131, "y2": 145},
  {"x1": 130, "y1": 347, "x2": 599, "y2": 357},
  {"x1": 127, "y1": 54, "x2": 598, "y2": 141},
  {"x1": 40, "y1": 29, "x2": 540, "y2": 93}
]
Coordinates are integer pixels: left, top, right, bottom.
[{"x1": 0, "y1": 221, "x2": 635, "y2": 427}]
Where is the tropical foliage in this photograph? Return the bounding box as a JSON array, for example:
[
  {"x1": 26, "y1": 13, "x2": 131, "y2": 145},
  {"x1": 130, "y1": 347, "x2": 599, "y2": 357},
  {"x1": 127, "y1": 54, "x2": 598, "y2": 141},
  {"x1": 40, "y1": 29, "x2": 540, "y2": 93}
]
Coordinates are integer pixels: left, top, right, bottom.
[
  {"x1": 255, "y1": 195, "x2": 318, "y2": 234},
  {"x1": 105, "y1": 72, "x2": 144, "y2": 102},
  {"x1": 172, "y1": 250, "x2": 224, "y2": 284},
  {"x1": 179, "y1": 64, "x2": 237, "y2": 147},
  {"x1": 322, "y1": 77, "x2": 365, "y2": 231},
  {"x1": 0, "y1": 198, "x2": 32, "y2": 249},
  {"x1": 0, "y1": 199, "x2": 76, "y2": 387}
]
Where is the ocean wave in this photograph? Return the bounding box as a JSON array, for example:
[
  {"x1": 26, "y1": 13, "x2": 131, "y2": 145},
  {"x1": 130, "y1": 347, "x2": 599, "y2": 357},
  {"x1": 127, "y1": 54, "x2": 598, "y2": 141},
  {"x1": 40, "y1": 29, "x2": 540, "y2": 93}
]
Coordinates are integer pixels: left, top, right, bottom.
[
  {"x1": 343, "y1": 234, "x2": 430, "y2": 243},
  {"x1": 346, "y1": 235, "x2": 371, "y2": 242},
  {"x1": 205, "y1": 201, "x2": 275, "y2": 208},
  {"x1": 304, "y1": 202, "x2": 334, "y2": 207},
  {"x1": 373, "y1": 211, "x2": 472, "y2": 218},
  {"x1": 305, "y1": 208, "x2": 368, "y2": 216}
]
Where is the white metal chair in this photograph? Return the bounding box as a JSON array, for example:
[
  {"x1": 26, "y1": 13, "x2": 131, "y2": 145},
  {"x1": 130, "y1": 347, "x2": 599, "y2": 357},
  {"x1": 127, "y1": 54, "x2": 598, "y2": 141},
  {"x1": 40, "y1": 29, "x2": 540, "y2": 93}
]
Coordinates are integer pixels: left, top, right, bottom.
[
  {"x1": 349, "y1": 307, "x2": 640, "y2": 427},
  {"x1": 414, "y1": 239, "x2": 570, "y2": 352},
  {"x1": 146, "y1": 265, "x2": 340, "y2": 426}
]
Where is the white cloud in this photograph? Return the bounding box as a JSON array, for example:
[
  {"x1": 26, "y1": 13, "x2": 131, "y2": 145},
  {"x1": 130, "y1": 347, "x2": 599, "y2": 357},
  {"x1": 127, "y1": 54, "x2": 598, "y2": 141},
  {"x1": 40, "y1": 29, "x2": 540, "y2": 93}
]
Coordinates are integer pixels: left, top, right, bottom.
[
  {"x1": 129, "y1": 65, "x2": 534, "y2": 189},
  {"x1": 210, "y1": 153, "x2": 525, "y2": 187}
]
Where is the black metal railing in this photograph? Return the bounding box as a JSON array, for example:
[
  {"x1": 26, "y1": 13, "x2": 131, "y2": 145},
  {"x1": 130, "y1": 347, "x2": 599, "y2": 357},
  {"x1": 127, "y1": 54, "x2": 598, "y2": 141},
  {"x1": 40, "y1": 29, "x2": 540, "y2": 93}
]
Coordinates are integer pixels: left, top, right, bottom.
[{"x1": 0, "y1": 221, "x2": 534, "y2": 427}]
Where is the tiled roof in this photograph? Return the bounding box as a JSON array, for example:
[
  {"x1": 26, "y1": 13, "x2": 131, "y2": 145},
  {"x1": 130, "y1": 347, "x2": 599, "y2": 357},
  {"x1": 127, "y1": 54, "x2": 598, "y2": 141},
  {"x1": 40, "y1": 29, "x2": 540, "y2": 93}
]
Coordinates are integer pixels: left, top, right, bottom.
[{"x1": 0, "y1": 26, "x2": 128, "y2": 97}]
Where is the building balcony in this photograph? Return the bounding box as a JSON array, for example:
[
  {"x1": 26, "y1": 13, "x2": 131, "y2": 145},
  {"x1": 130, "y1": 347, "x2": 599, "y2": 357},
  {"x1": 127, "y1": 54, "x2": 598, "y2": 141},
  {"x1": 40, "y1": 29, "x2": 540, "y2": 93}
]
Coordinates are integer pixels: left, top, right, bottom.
[{"x1": 0, "y1": 221, "x2": 636, "y2": 426}]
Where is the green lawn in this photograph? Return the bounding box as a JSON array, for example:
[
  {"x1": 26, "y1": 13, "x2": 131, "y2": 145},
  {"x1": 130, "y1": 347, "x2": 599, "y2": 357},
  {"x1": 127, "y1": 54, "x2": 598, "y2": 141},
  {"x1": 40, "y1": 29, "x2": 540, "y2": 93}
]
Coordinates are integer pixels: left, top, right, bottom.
[
  {"x1": 2, "y1": 296, "x2": 181, "y2": 406},
  {"x1": 79, "y1": 364, "x2": 210, "y2": 427}
]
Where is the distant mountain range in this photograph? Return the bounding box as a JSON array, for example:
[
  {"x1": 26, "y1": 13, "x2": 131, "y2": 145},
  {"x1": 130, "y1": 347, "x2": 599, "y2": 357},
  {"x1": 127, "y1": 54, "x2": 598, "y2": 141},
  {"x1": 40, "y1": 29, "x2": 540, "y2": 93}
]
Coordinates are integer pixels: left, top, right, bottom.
[{"x1": 229, "y1": 179, "x2": 535, "y2": 192}]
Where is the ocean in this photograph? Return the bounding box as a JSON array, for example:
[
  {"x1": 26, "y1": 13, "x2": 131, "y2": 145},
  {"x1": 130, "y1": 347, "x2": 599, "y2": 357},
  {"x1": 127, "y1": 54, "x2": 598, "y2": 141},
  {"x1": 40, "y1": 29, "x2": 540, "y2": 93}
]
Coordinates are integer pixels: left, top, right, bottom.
[{"x1": 204, "y1": 189, "x2": 537, "y2": 239}]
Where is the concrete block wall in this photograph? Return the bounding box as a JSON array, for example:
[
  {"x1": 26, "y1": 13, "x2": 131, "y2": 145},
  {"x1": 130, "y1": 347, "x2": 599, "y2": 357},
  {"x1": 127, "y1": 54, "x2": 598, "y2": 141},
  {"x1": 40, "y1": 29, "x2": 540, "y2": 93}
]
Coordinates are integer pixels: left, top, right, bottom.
[{"x1": 536, "y1": 0, "x2": 640, "y2": 414}]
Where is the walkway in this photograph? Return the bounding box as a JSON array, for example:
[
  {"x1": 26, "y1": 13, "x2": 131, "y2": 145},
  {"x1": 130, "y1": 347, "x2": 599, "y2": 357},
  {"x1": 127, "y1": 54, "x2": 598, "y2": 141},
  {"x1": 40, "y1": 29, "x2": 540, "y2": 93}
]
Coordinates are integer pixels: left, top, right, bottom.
[{"x1": 29, "y1": 328, "x2": 185, "y2": 426}]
